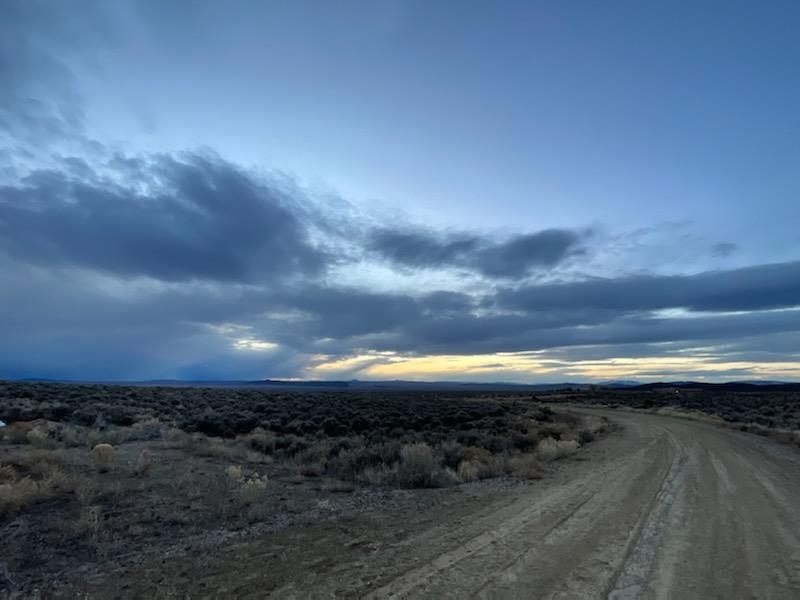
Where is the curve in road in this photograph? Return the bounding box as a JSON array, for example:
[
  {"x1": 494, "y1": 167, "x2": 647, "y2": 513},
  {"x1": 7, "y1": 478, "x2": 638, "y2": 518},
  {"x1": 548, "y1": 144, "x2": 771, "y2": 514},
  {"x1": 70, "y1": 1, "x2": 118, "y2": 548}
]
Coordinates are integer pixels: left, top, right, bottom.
[{"x1": 364, "y1": 410, "x2": 800, "y2": 600}]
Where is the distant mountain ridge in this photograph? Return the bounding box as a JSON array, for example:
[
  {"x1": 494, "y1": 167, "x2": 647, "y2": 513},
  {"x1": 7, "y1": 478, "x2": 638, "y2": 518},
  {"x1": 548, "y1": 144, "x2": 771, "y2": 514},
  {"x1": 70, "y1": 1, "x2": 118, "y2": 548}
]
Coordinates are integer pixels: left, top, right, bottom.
[
  {"x1": 627, "y1": 381, "x2": 800, "y2": 392},
  {"x1": 136, "y1": 379, "x2": 588, "y2": 392},
  {"x1": 8, "y1": 377, "x2": 800, "y2": 392}
]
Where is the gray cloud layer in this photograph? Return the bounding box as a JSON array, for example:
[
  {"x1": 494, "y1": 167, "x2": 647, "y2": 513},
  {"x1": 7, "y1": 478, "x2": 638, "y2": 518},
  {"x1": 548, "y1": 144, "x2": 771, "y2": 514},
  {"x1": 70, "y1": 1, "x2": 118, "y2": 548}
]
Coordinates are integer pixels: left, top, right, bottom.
[
  {"x1": 369, "y1": 227, "x2": 585, "y2": 278},
  {"x1": 0, "y1": 153, "x2": 325, "y2": 283},
  {"x1": 497, "y1": 262, "x2": 800, "y2": 314},
  {"x1": 2, "y1": 141, "x2": 799, "y2": 379},
  {"x1": 2, "y1": 142, "x2": 799, "y2": 379}
]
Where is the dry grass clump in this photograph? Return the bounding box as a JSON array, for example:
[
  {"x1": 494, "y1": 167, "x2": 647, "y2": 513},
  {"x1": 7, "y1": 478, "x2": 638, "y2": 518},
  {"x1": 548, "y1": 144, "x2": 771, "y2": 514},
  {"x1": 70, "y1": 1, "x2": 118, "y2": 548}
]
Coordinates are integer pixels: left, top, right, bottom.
[
  {"x1": 0, "y1": 464, "x2": 16, "y2": 484},
  {"x1": 0, "y1": 460, "x2": 73, "y2": 517},
  {"x1": 536, "y1": 437, "x2": 580, "y2": 462},
  {"x1": 225, "y1": 465, "x2": 268, "y2": 505},
  {"x1": 239, "y1": 474, "x2": 268, "y2": 504},
  {"x1": 456, "y1": 460, "x2": 480, "y2": 482},
  {"x1": 454, "y1": 446, "x2": 507, "y2": 480},
  {"x1": 2, "y1": 421, "x2": 35, "y2": 444},
  {"x1": 508, "y1": 454, "x2": 542, "y2": 479},
  {"x1": 26, "y1": 427, "x2": 57, "y2": 449},
  {"x1": 133, "y1": 449, "x2": 154, "y2": 476},
  {"x1": 90, "y1": 443, "x2": 115, "y2": 473}
]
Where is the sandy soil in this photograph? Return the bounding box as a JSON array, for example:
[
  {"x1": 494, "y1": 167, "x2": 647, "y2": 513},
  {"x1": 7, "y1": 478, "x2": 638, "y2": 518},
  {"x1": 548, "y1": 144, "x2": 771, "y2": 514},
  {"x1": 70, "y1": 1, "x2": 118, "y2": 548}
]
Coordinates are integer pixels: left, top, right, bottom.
[{"x1": 60, "y1": 410, "x2": 800, "y2": 599}]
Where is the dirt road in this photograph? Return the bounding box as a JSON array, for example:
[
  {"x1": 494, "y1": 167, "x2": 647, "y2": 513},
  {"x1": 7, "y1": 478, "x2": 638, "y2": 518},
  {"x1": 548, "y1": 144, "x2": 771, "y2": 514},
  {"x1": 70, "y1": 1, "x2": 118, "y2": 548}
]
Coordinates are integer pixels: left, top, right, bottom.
[
  {"x1": 78, "y1": 411, "x2": 800, "y2": 599},
  {"x1": 349, "y1": 410, "x2": 800, "y2": 600}
]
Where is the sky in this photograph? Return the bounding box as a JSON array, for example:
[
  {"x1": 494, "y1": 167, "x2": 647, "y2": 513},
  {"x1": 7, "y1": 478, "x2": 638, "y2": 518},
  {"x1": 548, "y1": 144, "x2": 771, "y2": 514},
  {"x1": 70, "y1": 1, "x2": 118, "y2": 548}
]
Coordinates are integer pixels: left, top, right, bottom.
[{"x1": 1, "y1": 0, "x2": 799, "y2": 383}]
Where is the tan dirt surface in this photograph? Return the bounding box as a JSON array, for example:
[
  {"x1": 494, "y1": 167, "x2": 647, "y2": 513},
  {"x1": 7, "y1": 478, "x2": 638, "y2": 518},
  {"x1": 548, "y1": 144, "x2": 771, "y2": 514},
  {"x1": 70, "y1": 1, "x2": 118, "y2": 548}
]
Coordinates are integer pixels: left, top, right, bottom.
[{"x1": 71, "y1": 410, "x2": 800, "y2": 599}]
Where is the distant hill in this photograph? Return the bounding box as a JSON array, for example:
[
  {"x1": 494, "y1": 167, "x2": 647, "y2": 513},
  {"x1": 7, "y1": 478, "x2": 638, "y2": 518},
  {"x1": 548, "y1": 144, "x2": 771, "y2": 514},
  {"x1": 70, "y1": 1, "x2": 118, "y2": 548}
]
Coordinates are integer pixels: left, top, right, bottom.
[
  {"x1": 7, "y1": 377, "x2": 800, "y2": 393},
  {"x1": 146, "y1": 379, "x2": 591, "y2": 392},
  {"x1": 598, "y1": 380, "x2": 642, "y2": 388},
  {"x1": 625, "y1": 381, "x2": 800, "y2": 393}
]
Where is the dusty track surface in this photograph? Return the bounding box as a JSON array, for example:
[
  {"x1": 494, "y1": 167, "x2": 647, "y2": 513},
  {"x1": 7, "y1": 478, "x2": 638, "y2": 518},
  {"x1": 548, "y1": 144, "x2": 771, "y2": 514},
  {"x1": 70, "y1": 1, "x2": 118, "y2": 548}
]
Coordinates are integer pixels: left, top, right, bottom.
[
  {"x1": 361, "y1": 411, "x2": 800, "y2": 600},
  {"x1": 77, "y1": 411, "x2": 800, "y2": 599}
]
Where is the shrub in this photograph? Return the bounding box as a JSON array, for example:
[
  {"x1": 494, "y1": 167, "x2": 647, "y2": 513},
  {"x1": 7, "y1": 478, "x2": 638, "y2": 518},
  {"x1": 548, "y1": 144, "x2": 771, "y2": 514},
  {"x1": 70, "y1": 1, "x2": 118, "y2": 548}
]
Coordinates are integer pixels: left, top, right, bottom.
[
  {"x1": 294, "y1": 443, "x2": 328, "y2": 477},
  {"x1": 509, "y1": 454, "x2": 542, "y2": 479},
  {"x1": 439, "y1": 439, "x2": 463, "y2": 469},
  {"x1": 225, "y1": 465, "x2": 244, "y2": 482},
  {"x1": 90, "y1": 443, "x2": 115, "y2": 472},
  {"x1": 224, "y1": 466, "x2": 268, "y2": 504},
  {"x1": 474, "y1": 455, "x2": 507, "y2": 479},
  {"x1": 26, "y1": 428, "x2": 56, "y2": 449},
  {"x1": 433, "y1": 467, "x2": 460, "y2": 487},
  {"x1": 242, "y1": 427, "x2": 275, "y2": 454},
  {"x1": 0, "y1": 468, "x2": 72, "y2": 517},
  {"x1": 133, "y1": 449, "x2": 153, "y2": 476},
  {"x1": 3, "y1": 422, "x2": 33, "y2": 444},
  {"x1": 396, "y1": 442, "x2": 438, "y2": 488},
  {"x1": 457, "y1": 460, "x2": 480, "y2": 482},
  {"x1": 329, "y1": 441, "x2": 401, "y2": 481},
  {"x1": 130, "y1": 418, "x2": 164, "y2": 441},
  {"x1": 361, "y1": 465, "x2": 395, "y2": 486},
  {"x1": 85, "y1": 428, "x2": 123, "y2": 448},
  {"x1": 511, "y1": 431, "x2": 539, "y2": 452},
  {"x1": 457, "y1": 445, "x2": 492, "y2": 463},
  {"x1": 0, "y1": 465, "x2": 17, "y2": 484},
  {"x1": 238, "y1": 474, "x2": 268, "y2": 505},
  {"x1": 536, "y1": 437, "x2": 579, "y2": 462}
]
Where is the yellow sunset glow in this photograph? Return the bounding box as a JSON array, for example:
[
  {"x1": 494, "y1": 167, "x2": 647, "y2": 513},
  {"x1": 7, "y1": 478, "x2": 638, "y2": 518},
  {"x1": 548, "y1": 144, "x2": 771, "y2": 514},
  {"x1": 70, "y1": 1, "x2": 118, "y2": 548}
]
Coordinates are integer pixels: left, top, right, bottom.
[{"x1": 305, "y1": 352, "x2": 800, "y2": 382}]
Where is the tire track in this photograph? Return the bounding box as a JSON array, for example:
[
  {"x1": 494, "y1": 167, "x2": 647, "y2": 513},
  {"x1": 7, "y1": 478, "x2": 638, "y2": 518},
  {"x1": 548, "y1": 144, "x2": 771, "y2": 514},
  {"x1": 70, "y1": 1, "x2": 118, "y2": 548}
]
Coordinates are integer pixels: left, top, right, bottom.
[
  {"x1": 605, "y1": 427, "x2": 687, "y2": 599},
  {"x1": 367, "y1": 434, "x2": 672, "y2": 599}
]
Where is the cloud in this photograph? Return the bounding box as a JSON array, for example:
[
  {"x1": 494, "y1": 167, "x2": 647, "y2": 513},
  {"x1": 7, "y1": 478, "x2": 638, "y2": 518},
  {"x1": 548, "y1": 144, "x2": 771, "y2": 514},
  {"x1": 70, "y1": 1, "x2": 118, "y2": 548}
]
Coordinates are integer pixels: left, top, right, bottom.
[
  {"x1": 368, "y1": 226, "x2": 586, "y2": 278},
  {"x1": 496, "y1": 261, "x2": 800, "y2": 314},
  {"x1": 0, "y1": 1, "x2": 110, "y2": 147},
  {"x1": 0, "y1": 151, "x2": 326, "y2": 283},
  {"x1": 368, "y1": 228, "x2": 478, "y2": 270},
  {"x1": 2, "y1": 139, "x2": 799, "y2": 379},
  {"x1": 712, "y1": 242, "x2": 738, "y2": 257},
  {"x1": 1, "y1": 2, "x2": 798, "y2": 382}
]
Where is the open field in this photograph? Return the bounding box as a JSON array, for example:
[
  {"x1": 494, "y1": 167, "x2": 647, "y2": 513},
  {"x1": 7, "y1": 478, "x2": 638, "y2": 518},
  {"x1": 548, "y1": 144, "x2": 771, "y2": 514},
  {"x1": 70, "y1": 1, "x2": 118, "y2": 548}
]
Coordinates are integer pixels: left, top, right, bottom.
[
  {"x1": 3, "y1": 381, "x2": 800, "y2": 598},
  {"x1": 0, "y1": 381, "x2": 605, "y2": 597}
]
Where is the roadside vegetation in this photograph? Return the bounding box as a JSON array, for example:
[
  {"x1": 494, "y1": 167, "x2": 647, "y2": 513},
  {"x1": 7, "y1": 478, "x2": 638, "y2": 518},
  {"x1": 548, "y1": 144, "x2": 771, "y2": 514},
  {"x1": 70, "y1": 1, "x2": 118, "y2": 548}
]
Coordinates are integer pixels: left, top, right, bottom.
[
  {"x1": 0, "y1": 381, "x2": 607, "y2": 595},
  {"x1": 545, "y1": 387, "x2": 800, "y2": 449}
]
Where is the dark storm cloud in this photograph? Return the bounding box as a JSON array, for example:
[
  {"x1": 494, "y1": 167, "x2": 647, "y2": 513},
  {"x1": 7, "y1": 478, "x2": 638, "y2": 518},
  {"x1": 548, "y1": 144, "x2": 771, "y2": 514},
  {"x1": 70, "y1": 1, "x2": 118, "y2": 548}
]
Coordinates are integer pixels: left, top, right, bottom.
[
  {"x1": 0, "y1": 152, "x2": 326, "y2": 283},
  {"x1": 497, "y1": 261, "x2": 800, "y2": 314},
  {"x1": 0, "y1": 257, "x2": 305, "y2": 381},
  {"x1": 368, "y1": 227, "x2": 586, "y2": 278}
]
